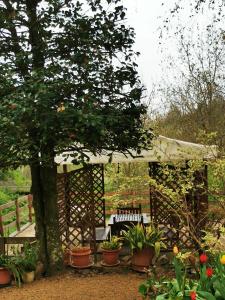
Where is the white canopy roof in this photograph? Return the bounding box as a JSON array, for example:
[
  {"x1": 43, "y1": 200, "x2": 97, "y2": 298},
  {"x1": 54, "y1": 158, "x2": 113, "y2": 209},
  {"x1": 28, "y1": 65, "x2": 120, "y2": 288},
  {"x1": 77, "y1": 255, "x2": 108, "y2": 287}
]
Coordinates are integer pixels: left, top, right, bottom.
[{"x1": 55, "y1": 135, "x2": 217, "y2": 165}]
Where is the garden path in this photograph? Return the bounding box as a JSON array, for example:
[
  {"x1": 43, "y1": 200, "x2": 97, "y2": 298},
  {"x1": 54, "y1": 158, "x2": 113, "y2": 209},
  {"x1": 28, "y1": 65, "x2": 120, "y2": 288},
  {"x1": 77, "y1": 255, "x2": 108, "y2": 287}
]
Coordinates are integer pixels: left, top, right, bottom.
[
  {"x1": 15, "y1": 223, "x2": 35, "y2": 237},
  {"x1": 0, "y1": 270, "x2": 144, "y2": 300}
]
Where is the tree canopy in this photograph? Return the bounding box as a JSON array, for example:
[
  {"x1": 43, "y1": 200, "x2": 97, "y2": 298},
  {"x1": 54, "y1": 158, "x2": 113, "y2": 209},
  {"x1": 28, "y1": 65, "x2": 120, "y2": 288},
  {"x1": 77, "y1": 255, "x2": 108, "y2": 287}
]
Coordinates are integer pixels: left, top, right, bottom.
[
  {"x1": 0, "y1": 0, "x2": 151, "y2": 168},
  {"x1": 0, "y1": 0, "x2": 152, "y2": 273}
]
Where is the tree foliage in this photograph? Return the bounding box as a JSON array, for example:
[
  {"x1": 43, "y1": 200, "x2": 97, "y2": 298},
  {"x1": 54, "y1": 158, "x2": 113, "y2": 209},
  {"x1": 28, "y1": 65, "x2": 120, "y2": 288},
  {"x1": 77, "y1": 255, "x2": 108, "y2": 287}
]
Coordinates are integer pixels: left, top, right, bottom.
[
  {"x1": 0, "y1": 0, "x2": 152, "y2": 273},
  {"x1": 0, "y1": 0, "x2": 151, "y2": 168},
  {"x1": 161, "y1": 0, "x2": 224, "y2": 33}
]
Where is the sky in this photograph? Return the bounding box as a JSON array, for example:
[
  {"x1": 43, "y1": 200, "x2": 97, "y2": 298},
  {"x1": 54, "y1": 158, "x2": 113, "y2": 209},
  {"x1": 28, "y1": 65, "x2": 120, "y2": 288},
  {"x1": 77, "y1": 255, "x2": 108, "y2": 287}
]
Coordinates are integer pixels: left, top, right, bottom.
[
  {"x1": 121, "y1": 0, "x2": 224, "y2": 99},
  {"x1": 123, "y1": 0, "x2": 165, "y2": 93}
]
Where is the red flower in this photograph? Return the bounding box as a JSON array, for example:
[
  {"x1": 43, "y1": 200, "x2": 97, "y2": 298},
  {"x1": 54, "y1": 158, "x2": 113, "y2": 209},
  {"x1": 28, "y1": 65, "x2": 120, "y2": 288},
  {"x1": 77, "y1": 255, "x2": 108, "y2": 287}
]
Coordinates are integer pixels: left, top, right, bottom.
[
  {"x1": 199, "y1": 253, "x2": 208, "y2": 264},
  {"x1": 206, "y1": 267, "x2": 213, "y2": 277},
  {"x1": 190, "y1": 291, "x2": 197, "y2": 300}
]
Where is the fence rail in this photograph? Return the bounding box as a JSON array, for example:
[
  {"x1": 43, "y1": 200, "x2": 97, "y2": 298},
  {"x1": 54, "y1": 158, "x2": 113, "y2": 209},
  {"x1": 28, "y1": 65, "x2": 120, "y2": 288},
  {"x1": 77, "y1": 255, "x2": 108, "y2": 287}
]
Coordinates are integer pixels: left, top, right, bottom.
[
  {"x1": 0, "y1": 190, "x2": 150, "y2": 235},
  {"x1": 0, "y1": 236, "x2": 36, "y2": 255},
  {"x1": 0, "y1": 194, "x2": 33, "y2": 236},
  {"x1": 0, "y1": 185, "x2": 31, "y2": 192},
  {"x1": 105, "y1": 205, "x2": 150, "y2": 215},
  {"x1": 105, "y1": 190, "x2": 150, "y2": 197},
  {"x1": 105, "y1": 190, "x2": 150, "y2": 215}
]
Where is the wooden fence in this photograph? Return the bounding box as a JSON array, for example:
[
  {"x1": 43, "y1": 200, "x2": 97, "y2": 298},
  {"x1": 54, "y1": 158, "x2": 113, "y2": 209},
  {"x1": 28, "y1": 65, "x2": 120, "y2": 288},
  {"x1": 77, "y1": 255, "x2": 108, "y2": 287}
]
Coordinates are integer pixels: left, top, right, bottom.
[
  {"x1": 0, "y1": 185, "x2": 30, "y2": 192},
  {"x1": 104, "y1": 190, "x2": 150, "y2": 215},
  {"x1": 0, "y1": 189, "x2": 149, "y2": 235},
  {"x1": 0, "y1": 194, "x2": 33, "y2": 236},
  {"x1": 0, "y1": 236, "x2": 36, "y2": 255},
  {"x1": 105, "y1": 190, "x2": 150, "y2": 197}
]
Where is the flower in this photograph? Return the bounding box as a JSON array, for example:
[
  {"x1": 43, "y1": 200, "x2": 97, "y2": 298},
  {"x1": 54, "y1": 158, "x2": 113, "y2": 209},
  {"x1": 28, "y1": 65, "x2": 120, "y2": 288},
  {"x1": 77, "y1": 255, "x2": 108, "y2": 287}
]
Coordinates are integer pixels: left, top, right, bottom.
[
  {"x1": 199, "y1": 253, "x2": 208, "y2": 264},
  {"x1": 190, "y1": 291, "x2": 197, "y2": 300},
  {"x1": 220, "y1": 255, "x2": 225, "y2": 265},
  {"x1": 206, "y1": 267, "x2": 213, "y2": 277},
  {"x1": 173, "y1": 245, "x2": 179, "y2": 255}
]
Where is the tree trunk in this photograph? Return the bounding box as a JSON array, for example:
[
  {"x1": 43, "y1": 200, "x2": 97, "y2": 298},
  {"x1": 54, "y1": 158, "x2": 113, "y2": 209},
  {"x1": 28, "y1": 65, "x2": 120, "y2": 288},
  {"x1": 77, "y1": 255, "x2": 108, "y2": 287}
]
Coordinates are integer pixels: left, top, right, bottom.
[{"x1": 30, "y1": 159, "x2": 63, "y2": 274}]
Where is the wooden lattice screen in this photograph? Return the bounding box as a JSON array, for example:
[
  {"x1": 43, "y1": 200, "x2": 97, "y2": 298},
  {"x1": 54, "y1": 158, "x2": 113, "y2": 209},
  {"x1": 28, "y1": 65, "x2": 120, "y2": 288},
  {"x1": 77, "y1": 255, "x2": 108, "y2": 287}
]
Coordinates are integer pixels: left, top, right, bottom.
[
  {"x1": 92, "y1": 165, "x2": 105, "y2": 227},
  {"x1": 57, "y1": 173, "x2": 67, "y2": 245},
  {"x1": 57, "y1": 164, "x2": 105, "y2": 251},
  {"x1": 149, "y1": 162, "x2": 208, "y2": 249}
]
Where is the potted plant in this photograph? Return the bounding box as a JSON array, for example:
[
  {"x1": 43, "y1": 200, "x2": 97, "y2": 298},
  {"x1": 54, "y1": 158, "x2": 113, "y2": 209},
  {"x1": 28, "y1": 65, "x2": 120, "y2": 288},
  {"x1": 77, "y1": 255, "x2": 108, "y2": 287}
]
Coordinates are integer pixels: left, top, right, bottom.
[
  {"x1": 123, "y1": 223, "x2": 165, "y2": 272},
  {"x1": 70, "y1": 245, "x2": 92, "y2": 268},
  {"x1": 100, "y1": 236, "x2": 122, "y2": 266},
  {"x1": 0, "y1": 255, "x2": 12, "y2": 286},
  {"x1": 19, "y1": 243, "x2": 38, "y2": 283},
  {"x1": 0, "y1": 255, "x2": 22, "y2": 287}
]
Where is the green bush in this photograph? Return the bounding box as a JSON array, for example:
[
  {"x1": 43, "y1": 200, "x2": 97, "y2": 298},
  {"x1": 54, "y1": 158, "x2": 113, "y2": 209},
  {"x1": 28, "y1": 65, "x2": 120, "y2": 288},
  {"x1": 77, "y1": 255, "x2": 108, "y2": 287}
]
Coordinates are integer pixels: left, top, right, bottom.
[
  {"x1": 104, "y1": 162, "x2": 149, "y2": 193},
  {"x1": 7, "y1": 169, "x2": 30, "y2": 186},
  {"x1": 0, "y1": 188, "x2": 19, "y2": 205}
]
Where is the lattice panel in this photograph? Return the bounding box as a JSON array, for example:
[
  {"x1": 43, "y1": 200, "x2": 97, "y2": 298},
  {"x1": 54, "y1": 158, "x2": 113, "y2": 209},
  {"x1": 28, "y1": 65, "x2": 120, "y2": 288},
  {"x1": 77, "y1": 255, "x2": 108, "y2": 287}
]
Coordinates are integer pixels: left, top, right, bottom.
[
  {"x1": 149, "y1": 162, "x2": 208, "y2": 250},
  {"x1": 57, "y1": 164, "x2": 105, "y2": 250},
  {"x1": 65, "y1": 167, "x2": 95, "y2": 248},
  {"x1": 57, "y1": 173, "x2": 67, "y2": 246},
  {"x1": 92, "y1": 165, "x2": 105, "y2": 227},
  {"x1": 151, "y1": 190, "x2": 194, "y2": 249}
]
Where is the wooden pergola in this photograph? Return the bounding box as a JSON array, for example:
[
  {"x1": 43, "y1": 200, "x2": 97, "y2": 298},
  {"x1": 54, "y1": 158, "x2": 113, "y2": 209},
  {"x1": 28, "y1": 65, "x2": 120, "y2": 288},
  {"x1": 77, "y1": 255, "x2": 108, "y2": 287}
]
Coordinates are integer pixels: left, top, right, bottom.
[{"x1": 55, "y1": 136, "x2": 217, "y2": 253}]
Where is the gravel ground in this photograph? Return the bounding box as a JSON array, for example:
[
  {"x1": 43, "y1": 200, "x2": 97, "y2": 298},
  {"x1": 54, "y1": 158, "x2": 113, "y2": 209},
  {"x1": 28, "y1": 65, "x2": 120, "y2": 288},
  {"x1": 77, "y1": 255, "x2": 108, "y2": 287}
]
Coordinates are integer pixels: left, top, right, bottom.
[{"x1": 0, "y1": 271, "x2": 145, "y2": 300}]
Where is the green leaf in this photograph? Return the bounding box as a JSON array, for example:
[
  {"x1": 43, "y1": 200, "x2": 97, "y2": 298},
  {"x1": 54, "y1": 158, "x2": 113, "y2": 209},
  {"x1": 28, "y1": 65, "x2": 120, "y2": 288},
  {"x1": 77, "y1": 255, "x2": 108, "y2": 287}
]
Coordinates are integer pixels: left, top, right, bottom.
[
  {"x1": 156, "y1": 294, "x2": 169, "y2": 300},
  {"x1": 137, "y1": 242, "x2": 143, "y2": 250},
  {"x1": 154, "y1": 241, "x2": 161, "y2": 257},
  {"x1": 138, "y1": 284, "x2": 147, "y2": 296},
  {"x1": 197, "y1": 291, "x2": 216, "y2": 300},
  {"x1": 213, "y1": 280, "x2": 225, "y2": 298}
]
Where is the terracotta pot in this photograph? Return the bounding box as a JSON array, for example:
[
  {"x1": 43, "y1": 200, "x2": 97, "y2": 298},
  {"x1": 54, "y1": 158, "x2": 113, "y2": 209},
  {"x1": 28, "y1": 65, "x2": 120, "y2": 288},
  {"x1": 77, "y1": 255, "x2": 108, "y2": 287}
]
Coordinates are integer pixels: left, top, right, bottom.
[
  {"x1": 0, "y1": 267, "x2": 11, "y2": 285},
  {"x1": 22, "y1": 271, "x2": 35, "y2": 283},
  {"x1": 70, "y1": 247, "x2": 91, "y2": 268},
  {"x1": 102, "y1": 248, "x2": 120, "y2": 266},
  {"x1": 131, "y1": 247, "x2": 155, "y2": 272}
]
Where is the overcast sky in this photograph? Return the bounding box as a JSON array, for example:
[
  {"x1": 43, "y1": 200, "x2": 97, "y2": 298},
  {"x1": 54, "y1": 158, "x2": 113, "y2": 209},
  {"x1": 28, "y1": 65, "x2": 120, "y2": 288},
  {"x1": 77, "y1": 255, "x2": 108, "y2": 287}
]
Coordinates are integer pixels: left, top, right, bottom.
[
  {"x1": 123, "y1": 0, "x2": 165, "y2": 92},
  {"x1": 122, "y1": 0, "x2": 223, "y2": 99}
]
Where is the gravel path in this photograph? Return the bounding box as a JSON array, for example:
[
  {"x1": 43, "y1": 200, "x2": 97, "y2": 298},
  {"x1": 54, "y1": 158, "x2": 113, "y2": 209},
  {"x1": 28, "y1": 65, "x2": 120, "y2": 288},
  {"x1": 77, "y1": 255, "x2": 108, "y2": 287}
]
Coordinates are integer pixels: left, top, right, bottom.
[
  {"x1": 0, "y1": 271, "x2": 145, "y2": 300},
  {"x1": 9, "y1": 225, "x2": 145, "y2": 299}
]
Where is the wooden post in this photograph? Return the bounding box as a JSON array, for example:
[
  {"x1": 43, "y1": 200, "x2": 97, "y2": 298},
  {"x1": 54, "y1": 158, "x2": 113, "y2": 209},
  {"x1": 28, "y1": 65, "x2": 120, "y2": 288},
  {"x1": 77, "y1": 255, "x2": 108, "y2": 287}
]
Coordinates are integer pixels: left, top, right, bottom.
[
  {"x1": 90, "y1": 166, "x2": 97, "y2": 263},
  {"x1": 15, "y1": 199, "x2": 20, "y2": 232},
  {"x1": 28, "y1": 194, "x2": 33, "y2": 222},
  {"x1": 139, "y1": 204, "x2": 142, "y2": 213},
  {"x1": 103, "y1": 198, "x2": 106, "y2": 228},
  {"x1": 0, "y1": 213, "x2": 4, "y2": 237},
  {"x1": 0, "y1": 237, "x2": 5, "y2": 255},
  {"x1": 63, "y1": 164, "x2": 68, "y2": 174},
  {"x1": 62, "y1": 164, "x2": 70, "y2": 246},
  {"x1": 148, "y1": 162, "x2": 154, "y2": 221}
]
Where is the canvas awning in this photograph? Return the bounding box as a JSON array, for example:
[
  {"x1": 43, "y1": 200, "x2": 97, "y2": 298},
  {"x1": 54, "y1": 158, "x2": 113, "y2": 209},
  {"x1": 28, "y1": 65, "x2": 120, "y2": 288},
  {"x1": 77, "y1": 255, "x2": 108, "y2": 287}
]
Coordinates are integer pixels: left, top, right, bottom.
[{"x1": 55, "y1": 135, "x2": 217, "y2": 165}]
